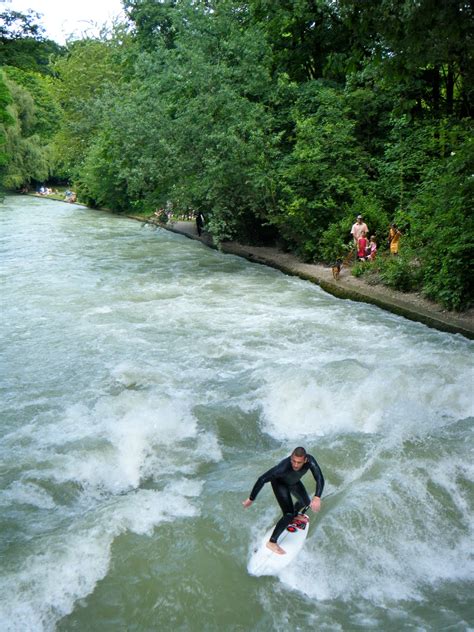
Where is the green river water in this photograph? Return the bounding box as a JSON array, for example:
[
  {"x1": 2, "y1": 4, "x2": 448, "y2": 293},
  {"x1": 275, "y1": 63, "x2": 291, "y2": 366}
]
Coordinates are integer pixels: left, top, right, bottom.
[{"x1": 1, "y1": 195, "x2": 473, "y2": 631}]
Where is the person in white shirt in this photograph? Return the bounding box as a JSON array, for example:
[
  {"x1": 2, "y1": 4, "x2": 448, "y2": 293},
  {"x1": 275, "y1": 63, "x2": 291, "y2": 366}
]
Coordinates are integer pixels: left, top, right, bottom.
[{"x1": 351, "y1": 215, "x2": 368, "y2": 246}]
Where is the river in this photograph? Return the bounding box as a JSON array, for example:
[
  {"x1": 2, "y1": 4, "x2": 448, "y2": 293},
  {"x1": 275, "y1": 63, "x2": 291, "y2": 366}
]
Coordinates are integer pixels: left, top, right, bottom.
[{"x1": 1, "y1": 195, "x2": 473, "y2": 631}]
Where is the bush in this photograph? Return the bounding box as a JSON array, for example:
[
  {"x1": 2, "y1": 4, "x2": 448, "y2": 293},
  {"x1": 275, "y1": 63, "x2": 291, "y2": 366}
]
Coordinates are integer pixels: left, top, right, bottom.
[
  {"x1": 206, "y1": 208, "x2": 238, "y2": 244},
  {"x1": 351, "y1": 260, "x2": 369, "y2": 278},
  {"x1": 408, "y1": 126, "x2": 474, "y2": 310},
  {"x1": 422, "y1": 241, "x2": 473, "y2": 310},
  {"x1": 319, "y1": 219, "x2": 352, "y2": 262},
  {"x1": 379, "y1": 254, "x2": 423, "y2": 292}
]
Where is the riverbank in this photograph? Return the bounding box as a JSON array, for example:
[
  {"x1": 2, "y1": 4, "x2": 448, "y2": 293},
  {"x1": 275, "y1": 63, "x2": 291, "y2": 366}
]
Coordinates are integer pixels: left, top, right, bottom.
[
  {"x1": 27, "y1": 194, "x2": 472, "y2": 339},
  {"x1": 136, "y1": 217, "x2": 473, "y2": 340}
]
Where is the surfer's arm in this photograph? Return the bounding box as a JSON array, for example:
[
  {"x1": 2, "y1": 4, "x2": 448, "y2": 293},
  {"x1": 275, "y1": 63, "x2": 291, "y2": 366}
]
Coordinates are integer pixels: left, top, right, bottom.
[
  {"x1": 308, "y1": 455, "x2": 324, "y2": 499},
  {"x1": 248, "y1": 464, "x2": 280, "y2": 502}
]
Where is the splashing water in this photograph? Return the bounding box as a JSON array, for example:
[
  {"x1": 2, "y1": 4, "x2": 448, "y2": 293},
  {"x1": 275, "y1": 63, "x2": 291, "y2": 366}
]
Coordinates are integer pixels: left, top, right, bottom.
[{"x1": 0, "y1": 196, "x2": 472, "y2": 631}]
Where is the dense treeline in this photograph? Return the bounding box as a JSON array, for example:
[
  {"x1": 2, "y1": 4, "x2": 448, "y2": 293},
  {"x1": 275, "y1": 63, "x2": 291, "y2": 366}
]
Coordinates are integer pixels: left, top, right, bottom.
[
  {"x1": 0, "y1": 10, "x2": 63, "y2": 188},
  {"x1": 1, "y1": 1, "x2": 473, "y2": 310}
]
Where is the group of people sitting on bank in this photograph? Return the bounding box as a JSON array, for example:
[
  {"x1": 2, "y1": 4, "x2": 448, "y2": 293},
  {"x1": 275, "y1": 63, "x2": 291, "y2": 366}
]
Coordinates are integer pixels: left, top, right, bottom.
[
  {"x1": 33, "y1": 185, "x2": 77, "y2": 203},
  {"x1": 37, "y1": 185, "x2": 57, "y2": 196},
  {"x1": 64, "y1": 190, "x2": 77, "y2": 203}
]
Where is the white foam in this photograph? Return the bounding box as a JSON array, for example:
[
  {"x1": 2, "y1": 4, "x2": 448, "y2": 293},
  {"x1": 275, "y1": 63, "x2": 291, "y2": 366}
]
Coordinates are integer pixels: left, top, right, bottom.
[
  {"x1": 276, "y1": 445, "x2": 474, "y2": 603},
  {"x1": 10, "y1": 388, "x2": 213, "y2": 496},
  {"x1": 0, "y1": 384, "x2": 219, "y2": 630},
  {"x1": 0, "y1": 531, "x2": 111, "y2": 632},
  {"x1": 257, "y1": 354, "x2": 473, "y2": 440},
  {"x1": 0, "y1": 481, "x2": 56, "y2": 510},
  {"x1": 0, "y1": 487, "x2": 201, "y2": 632}
]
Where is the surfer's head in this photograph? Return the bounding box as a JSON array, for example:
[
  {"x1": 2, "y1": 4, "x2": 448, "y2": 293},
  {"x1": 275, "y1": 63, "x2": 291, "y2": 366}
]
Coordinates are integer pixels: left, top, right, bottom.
[{"x1": 290, "y1": 447, "x2": 307, "y2": 471}]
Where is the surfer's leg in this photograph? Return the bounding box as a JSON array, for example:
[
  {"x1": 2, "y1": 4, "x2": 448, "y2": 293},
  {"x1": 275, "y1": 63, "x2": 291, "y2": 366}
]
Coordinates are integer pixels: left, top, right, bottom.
[
  {"x1": 269, "y1": 481, "x2": 295, "y2": 546},
  {"x1": 292, "y1": 482, "x2": 311, "y2": 515}
]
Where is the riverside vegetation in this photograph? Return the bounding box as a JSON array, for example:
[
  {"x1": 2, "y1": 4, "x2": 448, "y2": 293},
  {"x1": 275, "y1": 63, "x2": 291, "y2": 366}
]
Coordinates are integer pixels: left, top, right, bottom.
[{"x1": 0, "y1": 1, "x2": 472, "y2": 311}]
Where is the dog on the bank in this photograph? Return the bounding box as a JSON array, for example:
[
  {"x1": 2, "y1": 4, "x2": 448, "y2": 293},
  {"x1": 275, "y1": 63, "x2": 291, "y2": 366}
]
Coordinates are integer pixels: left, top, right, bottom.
[
  {"x1": 332, "y1": 259, "x2": 343, "y2": 280},
  {"x1": 331, "y1": 249, "x2": 355, "y2": 281}
]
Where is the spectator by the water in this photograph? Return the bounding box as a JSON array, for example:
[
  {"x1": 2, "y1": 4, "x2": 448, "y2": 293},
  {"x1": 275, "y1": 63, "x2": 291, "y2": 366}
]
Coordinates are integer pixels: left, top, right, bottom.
[
  {"x1": 196, "y1": 211, "x2": 205, "y2": 236},
  {"x1": 154, "y1": 208, "x2": 168, "y2": 223},
  {"x1": 357, "y1": 233, "x2": 368, "y2": 260},
  {"x1": 388, "y1": 224, "x2": 401, "y2": 255},
  {"x1": 351, "y1": 215, "x2": 368, "y2": 247},
  {"x1": 367, "y1": 235, "x2": 377, "y2": 260}
]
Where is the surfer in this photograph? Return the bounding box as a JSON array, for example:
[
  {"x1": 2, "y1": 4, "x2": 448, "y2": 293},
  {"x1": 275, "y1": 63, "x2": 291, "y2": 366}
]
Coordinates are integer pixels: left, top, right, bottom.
[{"x1": 242, "y1": 447, "x2": 324, "y2": 555}]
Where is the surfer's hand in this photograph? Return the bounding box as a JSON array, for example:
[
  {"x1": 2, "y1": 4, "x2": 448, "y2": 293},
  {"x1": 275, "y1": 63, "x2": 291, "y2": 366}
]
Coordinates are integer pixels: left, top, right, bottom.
[
  {"x1": 242, "y1": 498, "x2": 253, "y2": 508},
  {"x1": 310, "y1": 497, "x2": 321, "y2": 512}
]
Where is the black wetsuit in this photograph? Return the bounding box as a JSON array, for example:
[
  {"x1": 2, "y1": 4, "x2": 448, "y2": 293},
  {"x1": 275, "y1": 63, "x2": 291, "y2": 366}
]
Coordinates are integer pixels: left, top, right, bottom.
[
  {"x1": 249, "y1": 454, "x2": 324, "y2": 543},
  {"x1": 196, "y1": 213, "x2": 205, "y2": 236}
]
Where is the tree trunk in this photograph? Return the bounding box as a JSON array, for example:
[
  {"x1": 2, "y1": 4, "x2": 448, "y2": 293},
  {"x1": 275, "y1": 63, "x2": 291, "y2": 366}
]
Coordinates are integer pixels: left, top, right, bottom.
[{"x1": 446, "y1": 63, "x2": 454, "y2": 116}]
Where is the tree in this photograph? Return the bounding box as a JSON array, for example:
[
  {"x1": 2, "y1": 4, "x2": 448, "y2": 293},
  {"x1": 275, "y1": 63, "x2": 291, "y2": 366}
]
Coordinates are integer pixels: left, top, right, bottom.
[
  {"x1": 336, "y1": 0, "x2": 474, "y2": 118},
  {"x1": 0, "y1": 10, "x2": 63, "y2": 74},
  {"x1": 1, "y1": 74, "x2": 51, "y2": 188},
  {"x1": 249, "y1": 0, "x2": 350, "y2": 82},
  {"x1": 3, "y1": 66, "x2": 62, "y2": 140},
  {"x1": 51, "y1": 32, "x2": 130, "y2": 181},
  {"x1": 28, "y1": 0, "x2": 471, "y2": 310},
  {"x1": 408, "y1": 127, "x2": 473, "y2": 310},
  {"x1": 271, "y1": 81, "x2": 369, "y2": 259},
  {"x1": 72, "y1": 0, "x2": 280, "y2": 242},
  {"x1": 123, "y1": 0, "x2": 179, "y2": 50},
  {"x1": 0, "y1": 73, "x2": 14, "y2": 191}
]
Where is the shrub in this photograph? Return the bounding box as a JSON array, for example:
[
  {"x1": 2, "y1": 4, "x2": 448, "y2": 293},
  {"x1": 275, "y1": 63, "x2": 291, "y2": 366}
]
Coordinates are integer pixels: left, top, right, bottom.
[
  {"x1": 408, "y1": 126, "x2": 473, "y2": 310},
  {"x1": 351, "y1": 261, "x2": 367, "y2": 278},
  {"x1": 379, "y1": 253, "x2": 423, "y2": 292}
]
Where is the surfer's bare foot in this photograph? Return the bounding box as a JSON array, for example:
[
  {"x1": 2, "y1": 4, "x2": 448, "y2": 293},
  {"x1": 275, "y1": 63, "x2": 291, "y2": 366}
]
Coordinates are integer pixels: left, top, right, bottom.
[{"x1": 266, "y1": 541, "x2": 286, "y2": 555}]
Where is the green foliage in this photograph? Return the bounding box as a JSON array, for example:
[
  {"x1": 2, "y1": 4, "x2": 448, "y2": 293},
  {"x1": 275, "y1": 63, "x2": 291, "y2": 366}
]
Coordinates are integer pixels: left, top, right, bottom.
[
  {"x1": 3, "y1": 67, "x2": 61, "y2": 139},
  {"x1": 50, "y1": 32, "x2": 130, "y2": 181},
  {"x1": 249, "y1": 0, "x2": 350, "y2": 83},
  {"x1": 336, "y1": 0, "x2": 474, "y2": 118},
  {"x1": 0, "y1": 12, "x2": 64, "y2": 189},
  {"x1": 4, "y1": 0, "x2": 471, "y2": 311},
  {"x1": 67, "y1": 1, "x2": 279, "y2": 227},
  {"x1": 377, "y1": 116, "x2": 444, "y2": 214},
  {"x1": 351, "y1": 260, "x2": 368, "y2": 278},
  {"x1": 206, "y1": 208, "x2": 238, "y2": 244},
  {"x1": 1, "y1": 74, "x2": 52, "y2": 187},
  {"x1": 378, "y1": 254, "x2": 423, "y2": 293},
  {"x1": 270, "y1": 81, "x2": 369, "y2": 260},
  {"x1": 0, "y1": 10, "x2": 64, "y2": 75},
  {"x1": 409, "y1": 129, "x2": 474, "y2": 310},
  {"x1": 0, "y1": 73, "x2": 13, "y2": 187},
  {"x1": 0, "y1": 72, "x2": 12, "y2": 117},
  {"x1": 350, "y1": 253, "x2": 423, "y2": 294},
  {"x1": 123, "y1": 0, "x2": 178, "y2": 50}
]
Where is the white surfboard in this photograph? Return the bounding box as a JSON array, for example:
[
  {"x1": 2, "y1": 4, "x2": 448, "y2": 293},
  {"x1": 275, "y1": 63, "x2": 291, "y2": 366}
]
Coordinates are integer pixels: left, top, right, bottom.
[{"x1": 247, "y1": 516, "x2": 310, "y2": 576}]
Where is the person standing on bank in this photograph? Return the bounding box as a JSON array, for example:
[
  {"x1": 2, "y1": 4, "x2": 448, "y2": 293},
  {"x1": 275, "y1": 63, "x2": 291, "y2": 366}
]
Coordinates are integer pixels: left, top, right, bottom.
[
  {"x1": 357, "y1": 232, "x2": 368, "y2": 261},
  {"x1": 388, "y1": 223, "x2": 401, "y2": 255},
  {"x1": 196, "y1": 211, "x2": 205, "y2": 237},
  {"x1": 242, "y1": 447, "x2": 324, "y2": 555},
  {"x1": 351, "y1": 215, "x2": 369, "y2": 248}
]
